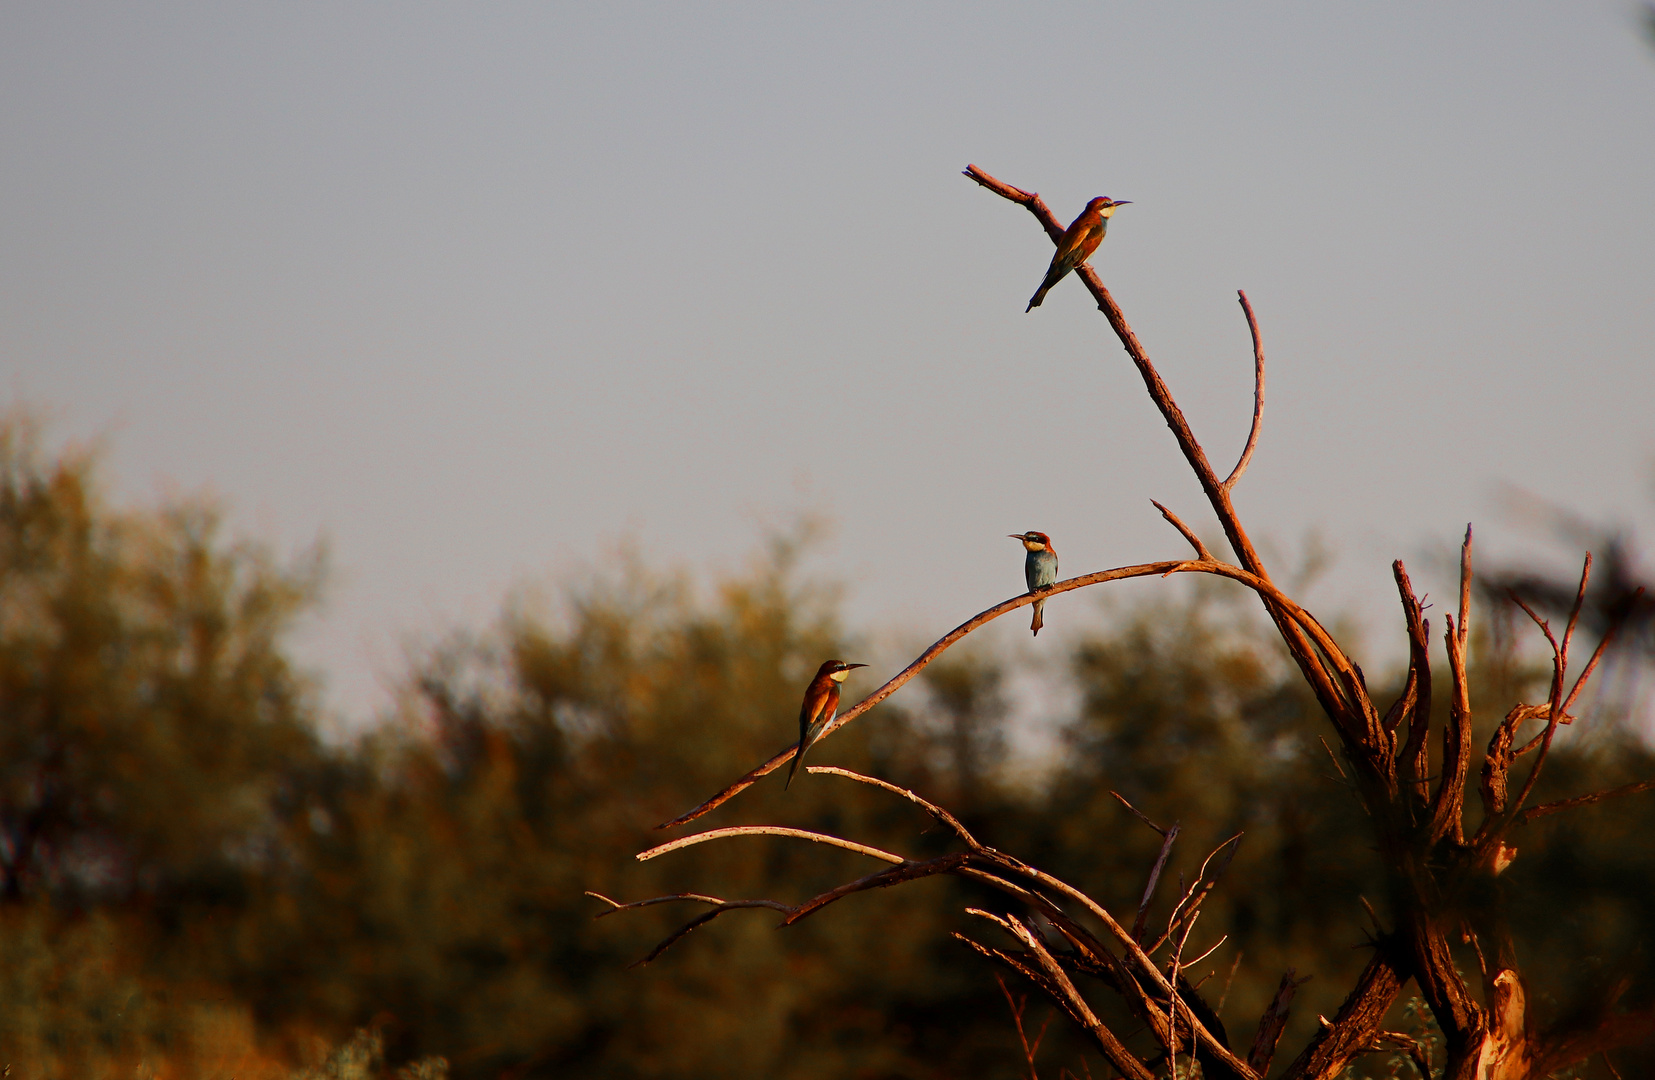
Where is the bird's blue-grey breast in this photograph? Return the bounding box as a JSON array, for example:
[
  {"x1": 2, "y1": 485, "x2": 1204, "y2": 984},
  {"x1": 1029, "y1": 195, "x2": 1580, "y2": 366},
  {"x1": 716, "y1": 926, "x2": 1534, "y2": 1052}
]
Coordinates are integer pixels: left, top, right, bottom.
[
  {"x1": 1025, "y1": 547, "x2": 1059, "y2": 592},
  {"x1": 1025, "y1": 545, "x2": 1057, "y2": 636}
]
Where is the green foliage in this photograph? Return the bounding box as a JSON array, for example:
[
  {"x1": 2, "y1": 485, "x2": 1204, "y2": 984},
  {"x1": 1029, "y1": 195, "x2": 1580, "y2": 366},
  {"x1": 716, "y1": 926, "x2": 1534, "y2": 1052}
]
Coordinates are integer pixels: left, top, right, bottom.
[
  {"x1": 0, "y1": 416, "x2": 323, "y2": 908},
  {"x1": 1, "y1": 417, "x2": 1652, "y2": 1078}
]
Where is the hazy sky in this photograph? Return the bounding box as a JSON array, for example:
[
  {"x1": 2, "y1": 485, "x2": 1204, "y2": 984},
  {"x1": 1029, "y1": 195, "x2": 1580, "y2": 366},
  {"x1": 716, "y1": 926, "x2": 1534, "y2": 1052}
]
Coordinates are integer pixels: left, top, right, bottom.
[{"x1": 5, "y1": 3, "x2": 1653, "y2": 721}]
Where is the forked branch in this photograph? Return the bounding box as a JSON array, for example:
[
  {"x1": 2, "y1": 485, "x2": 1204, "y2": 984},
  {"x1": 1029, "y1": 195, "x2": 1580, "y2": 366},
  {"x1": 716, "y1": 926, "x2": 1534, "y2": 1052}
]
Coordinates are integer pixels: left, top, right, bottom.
[{"x1": 963, "y1": 164, "x2": 1353, "y2": 731}]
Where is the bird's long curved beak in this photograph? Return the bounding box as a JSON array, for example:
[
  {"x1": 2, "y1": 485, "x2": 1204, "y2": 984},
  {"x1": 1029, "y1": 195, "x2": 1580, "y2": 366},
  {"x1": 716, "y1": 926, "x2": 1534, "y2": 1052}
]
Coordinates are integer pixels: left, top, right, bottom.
[
  {"x1": 846, "y1": 663, "x2": 868, "y2": 670},
  {"x1": 1112, "y1": 200, "x2": 1131, "y2": 206},
  {"x1": 1008, "y1": 534, "x2": 1025, "y2": 540}
]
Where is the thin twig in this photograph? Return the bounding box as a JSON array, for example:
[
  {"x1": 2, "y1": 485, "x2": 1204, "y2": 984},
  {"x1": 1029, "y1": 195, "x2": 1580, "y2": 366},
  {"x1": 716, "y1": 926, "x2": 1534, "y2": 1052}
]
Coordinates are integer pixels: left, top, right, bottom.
[
  {"x1": 586, "y1": 892, "x2": 798, "y2": 967},
  {"x1": 968, "y1": 851, "x2": 1256, "y2": 1078},
  {"x1": 781, "y1": 852, "x2": 973, "y2": 925},
  {"x1": 1111, "y1": 790, "x2": 1170, "y2": 836},
  {"x1": 1319, "y1": 736, "x2": 1350, "y2": 782},
  {"x1": 808, "y1": 765, "x2": 982, "y2": 848},
  {"x1": 996, "y1": 972, "x2": 1041, "y2": 1080},
  {"x1": 1560, "y1": 587, "x2": 1640, "y2": 715},
  {"x1": 1217, "y1": 952, "x2": 1244, "y2": 1014},
  {"x1": 1148, "y1": 833, "x2": 1244, "y2": 955},
  {"x1": 1133, "y1": 823, "x2": 1180, "y2": 944},
  {"x1": 1152, "y1": 500, "x2": 1215, "y2": 562},
  {"x1": 1185, "y1": 934, "x2": 1229, "y2": 969},
  {"x1": 1509, "y1": 554, "x2": 1593, "y2": 817},
  {"x1": 637, "y1": 826, "x2": 905, "y2": 865},
  {"x1": 983, "y1": 911, "x2": 1160, "y2": 1080},
  {"x1": 1519, "y1": 778, "x2": 1655, "y2": 823},
  {"x1": 1222, "y1": 291, "x2": 1266, "y2": 491},
  {"x1": 586, "y1": 890, "x2": 748, "y2": 917}
]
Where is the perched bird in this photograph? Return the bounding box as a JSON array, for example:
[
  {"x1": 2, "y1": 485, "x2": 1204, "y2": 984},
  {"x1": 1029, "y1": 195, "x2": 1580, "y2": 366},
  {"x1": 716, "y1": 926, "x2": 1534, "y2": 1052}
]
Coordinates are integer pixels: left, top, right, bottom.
[
  {"x1": 1026, "y1": 197, "x2": 1130, "y2": 311},
  {"x1": 786, "y1": 660, "x2": 868, "y2": 789},
  {"x1": 1009, "y1": 531, "x2": 1059, "y2": 636}
]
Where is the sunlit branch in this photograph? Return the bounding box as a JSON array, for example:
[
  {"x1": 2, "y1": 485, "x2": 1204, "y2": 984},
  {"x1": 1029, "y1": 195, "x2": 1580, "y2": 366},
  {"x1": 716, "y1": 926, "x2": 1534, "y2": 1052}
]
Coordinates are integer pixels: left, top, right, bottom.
[
  {"x1": 1223, "y1": 291, "x2": 1266, "y2": 492},
  {"x1": 637, "y1": 826, "x2": 905, "y2": 866}
]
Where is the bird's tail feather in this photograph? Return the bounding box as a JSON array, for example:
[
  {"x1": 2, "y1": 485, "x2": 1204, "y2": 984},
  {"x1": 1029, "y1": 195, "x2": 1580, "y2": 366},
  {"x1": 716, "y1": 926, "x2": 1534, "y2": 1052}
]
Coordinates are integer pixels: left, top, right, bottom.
[
  {"x1": 1030, "y1": 598, "x2": 1045, "y2": 636},
  {"x1": 1026, "y1": 266, "x2": 1070, "y2": 312},
  {"x1": 784, "y1": 718, "x2": 830, "y2": 790}
]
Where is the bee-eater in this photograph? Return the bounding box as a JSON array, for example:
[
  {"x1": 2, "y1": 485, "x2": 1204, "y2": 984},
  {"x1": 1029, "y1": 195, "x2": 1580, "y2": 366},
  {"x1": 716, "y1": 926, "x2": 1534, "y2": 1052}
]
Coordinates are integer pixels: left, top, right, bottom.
[
  {"x1": 785, "y1": 660, "x2": 868, "y2": 789},
  {"x1": 1026, "y1": 197, "x2": 1130, "y2": 312},
  {"x1": 1009, "y1": 532, "x2": 1059, "y2": 636}
]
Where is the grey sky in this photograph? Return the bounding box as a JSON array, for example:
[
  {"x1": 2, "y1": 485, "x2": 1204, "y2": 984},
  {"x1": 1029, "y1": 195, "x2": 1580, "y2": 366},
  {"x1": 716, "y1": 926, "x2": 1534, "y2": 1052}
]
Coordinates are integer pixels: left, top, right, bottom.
[{"x1": 5, "y1": 3, "x2": 1653, "y2": 721}]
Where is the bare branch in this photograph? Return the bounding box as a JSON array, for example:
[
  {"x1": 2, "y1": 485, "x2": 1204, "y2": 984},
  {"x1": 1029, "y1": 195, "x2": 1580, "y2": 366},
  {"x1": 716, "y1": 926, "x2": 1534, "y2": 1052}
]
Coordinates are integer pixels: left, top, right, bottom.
[
  {"x1": 1277, "y1": 943, "x2": 1407, "y2": 1080},
  {"x1": 965, "y1": 164, "x2": 1356, "y2": 731},
  {"x1": 954, "y1": 933, "x2": 1055, "y2": 1013},
  {"x1": 1218, "y1": 952, "x2": 1244, "y2": 1014},
  {"x1": 585, "y1": 890, "x2": 753, "y2": 918},
  {"x1": 1222, "y1": 291, "x2": 1266, "y2": 491},
  {"x1": 1392, "y1": 562, "x2": 1435, "y2": 808},
  {"x1": 656, "y1": 558, "x2": 1187, "y2": 828},
  {"x1": 807, "y1": 765, "x2": 982, "y2": 849},
  {"x1": 1111, "y1": 790, "x2": 1171, "y2": 836},
  {"x1": 783, "y1": 852, "x2": 973, "y2": 925},
  {"x1": 1148, "y1": 834, "x2": 1244, "y2": 955},
  {"x1": 637, "y1": 826, "x2": 905, "y2": 866},
  {"x1": 1427, "y1": 527, "x2": 1475, "y2": 845},
  {"x1": 1184, "y1": 934, "x2": 1229, "y2": 970},
  {"x1": 966, "y1": 848, "x2": 1255, "y2": 1078},
  {"x1": 1133, "y1": 822, "x2": 1181, "y2": 944},
  {"x1": 984, "y1": 911, "x2": 1161, "y2": 1080},
  {"x1": 1248, "y1": 970, "x2": 1307, "y2": 1076},
  {"x1": 658, "y1": 553, "x2": 1357, "y2": 831},
  {"x1": 1519, "y1": 778, "x2": 1655, "y2": 823},
  {"x1": 1152, "y1": 500, "x2": 1215, "y2": 562},
  {"x1": 961, "y1": 165, "x2": 1067, "y2": 244},
  {"x1": 1509, "y1": 554, "x2": 1594, "y2": 818},
  {"x1": 996, "y1": 972, "x2": 1046, "y2": 1080},
  {"x1": 1556, "y1": 584, "x2": 1639, "y2": 718},
  {"x1": 587, "y1": 892, "x2": 797, "y2": 967}
]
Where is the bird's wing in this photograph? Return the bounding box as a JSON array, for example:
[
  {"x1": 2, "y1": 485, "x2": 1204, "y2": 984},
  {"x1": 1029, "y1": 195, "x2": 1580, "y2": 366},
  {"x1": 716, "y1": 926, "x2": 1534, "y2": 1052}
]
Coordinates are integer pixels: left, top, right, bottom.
[
  {"x1": 1075, "y1": 222, "x2": 1105, "y2": 262},
  {"x1": 799, "y1": 682, "x2": 831, "y2": 736},
  {"x1": 1053, "y1": 214, "x2": 1100, "y2": 267}
]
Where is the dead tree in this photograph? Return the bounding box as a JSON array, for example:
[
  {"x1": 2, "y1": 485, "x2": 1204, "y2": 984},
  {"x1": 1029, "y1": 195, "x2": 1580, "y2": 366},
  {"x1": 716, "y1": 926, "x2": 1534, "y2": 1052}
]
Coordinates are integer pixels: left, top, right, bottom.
[{"x1": 590, "y1": 167, "x2": 1654, "y2": 1080}]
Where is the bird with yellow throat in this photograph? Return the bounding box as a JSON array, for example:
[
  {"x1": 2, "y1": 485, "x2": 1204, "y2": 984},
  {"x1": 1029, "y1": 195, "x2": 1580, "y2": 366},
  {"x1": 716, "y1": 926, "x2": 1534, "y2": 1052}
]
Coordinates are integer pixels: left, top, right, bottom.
[
  {"x1": 1026, "y1": 196, "x2": 1129, "y2": 311},
  {"x1": 785, "y1": 660, "x2": 868, "y2": 789}
]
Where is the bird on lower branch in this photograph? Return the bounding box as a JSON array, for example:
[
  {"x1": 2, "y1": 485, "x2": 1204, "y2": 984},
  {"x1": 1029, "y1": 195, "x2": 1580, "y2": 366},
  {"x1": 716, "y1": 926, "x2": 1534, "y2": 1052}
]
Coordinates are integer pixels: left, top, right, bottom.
[
  {"x1": 785, "y1": 660, "x2": 868, "y2": 789},
  {"x1": 1010, "y1": 531, "x2": 1059, "y2": 636},
  {"x1": 1026, "y1": 196, "x2": 1129, "y2": 311}
]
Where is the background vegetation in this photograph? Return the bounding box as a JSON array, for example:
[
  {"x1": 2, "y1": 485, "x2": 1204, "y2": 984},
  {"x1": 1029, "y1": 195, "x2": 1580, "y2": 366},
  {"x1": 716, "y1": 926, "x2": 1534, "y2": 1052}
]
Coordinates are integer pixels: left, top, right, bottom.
[{"x1": 2, "y1": 417, "x2": 1651, "y2": 1078}]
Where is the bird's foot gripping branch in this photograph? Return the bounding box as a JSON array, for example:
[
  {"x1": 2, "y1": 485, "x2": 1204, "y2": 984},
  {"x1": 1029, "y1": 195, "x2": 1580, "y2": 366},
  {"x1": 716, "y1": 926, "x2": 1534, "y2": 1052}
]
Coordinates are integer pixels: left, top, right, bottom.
[{"x1": 593, "y1": 167, "x2": 1654, "y2": 1080}]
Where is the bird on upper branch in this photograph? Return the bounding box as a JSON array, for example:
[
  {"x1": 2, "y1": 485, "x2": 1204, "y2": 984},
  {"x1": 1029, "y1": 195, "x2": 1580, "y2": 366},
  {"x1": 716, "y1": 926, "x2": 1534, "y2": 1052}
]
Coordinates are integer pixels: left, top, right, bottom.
[
  {"x1": 1009, "y1": 531, "x2": 1059, "y2": 636},
  {"x1": 1026, "y1": 196, "x2": 1129, "y2": 311},
  {"x1": 785, "y1": 660, "x2": 868, "y2": 789}
]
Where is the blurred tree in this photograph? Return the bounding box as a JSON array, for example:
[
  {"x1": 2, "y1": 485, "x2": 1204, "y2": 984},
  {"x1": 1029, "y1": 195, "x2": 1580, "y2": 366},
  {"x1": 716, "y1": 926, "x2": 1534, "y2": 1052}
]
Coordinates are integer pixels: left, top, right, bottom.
[
  {"x1": 3, "y1": 412, "x2": 1653, "y2": 1078},
  {"x1": 0, "y1": 415, "x2": 323, "y2": 906},
  {"x1": 0, "y1": 413, "x2": 324, "y2": 1076}
]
